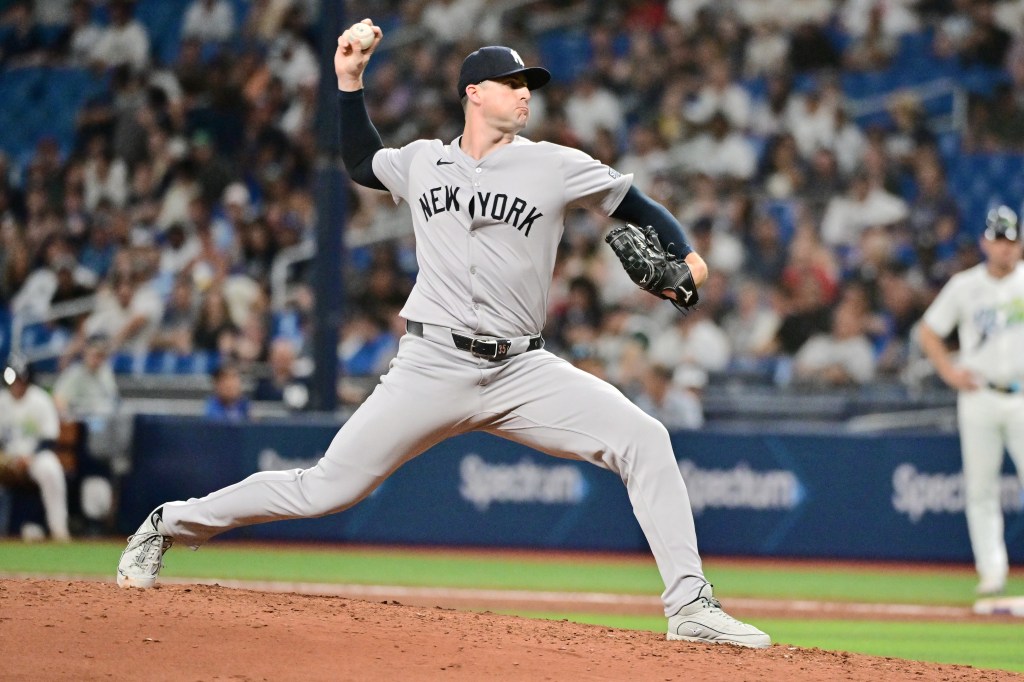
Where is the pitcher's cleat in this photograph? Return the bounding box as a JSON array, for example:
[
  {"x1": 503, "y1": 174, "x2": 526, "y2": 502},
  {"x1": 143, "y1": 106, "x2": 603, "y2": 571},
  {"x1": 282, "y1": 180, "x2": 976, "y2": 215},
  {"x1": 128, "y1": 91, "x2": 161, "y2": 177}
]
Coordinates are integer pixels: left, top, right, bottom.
[
  {"x1": 667, "y1": 583, "x2": 771, "y2": 648},
  {"x1": 116, "y1": 507, "x2": 173, "y2": 588}
]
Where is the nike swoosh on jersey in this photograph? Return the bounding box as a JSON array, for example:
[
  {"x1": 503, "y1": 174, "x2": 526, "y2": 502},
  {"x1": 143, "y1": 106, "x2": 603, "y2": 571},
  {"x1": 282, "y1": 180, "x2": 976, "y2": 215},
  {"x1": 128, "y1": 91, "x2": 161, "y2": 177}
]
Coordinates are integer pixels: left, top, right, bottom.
[{"x1": 436, "y1": 159, "x2": 454, "y2": 165}]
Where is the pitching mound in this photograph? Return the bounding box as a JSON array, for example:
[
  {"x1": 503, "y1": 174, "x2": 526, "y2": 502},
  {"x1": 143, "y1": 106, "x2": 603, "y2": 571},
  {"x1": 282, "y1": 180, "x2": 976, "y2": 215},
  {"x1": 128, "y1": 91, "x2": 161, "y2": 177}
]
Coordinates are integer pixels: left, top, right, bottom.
[{"x1": 0, "y1": 579, "x2": 1016, "y2": 681}]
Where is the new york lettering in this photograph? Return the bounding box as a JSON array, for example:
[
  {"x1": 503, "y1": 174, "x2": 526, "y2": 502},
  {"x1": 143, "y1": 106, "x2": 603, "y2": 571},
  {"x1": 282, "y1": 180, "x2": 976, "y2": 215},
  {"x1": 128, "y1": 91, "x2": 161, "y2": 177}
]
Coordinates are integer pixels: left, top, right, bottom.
[{"x1": 417, "y1": 186, "x2": 543, "y2": 237}]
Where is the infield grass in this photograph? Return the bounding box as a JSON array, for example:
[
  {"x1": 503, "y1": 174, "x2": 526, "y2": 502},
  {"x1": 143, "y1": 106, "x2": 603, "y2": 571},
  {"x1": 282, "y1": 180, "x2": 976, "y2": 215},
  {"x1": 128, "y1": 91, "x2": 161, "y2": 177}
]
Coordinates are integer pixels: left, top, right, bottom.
[{"x1": 2, "y1": 540, "x2": 1022, "y2": 673}]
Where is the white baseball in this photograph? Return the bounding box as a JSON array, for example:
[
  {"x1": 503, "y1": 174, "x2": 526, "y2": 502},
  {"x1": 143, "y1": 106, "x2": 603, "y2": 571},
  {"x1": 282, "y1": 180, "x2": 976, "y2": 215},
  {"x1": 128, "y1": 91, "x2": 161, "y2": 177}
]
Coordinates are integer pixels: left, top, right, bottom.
[{"x1": 348, "y1": 23, "x2": 374, "y2": 50}]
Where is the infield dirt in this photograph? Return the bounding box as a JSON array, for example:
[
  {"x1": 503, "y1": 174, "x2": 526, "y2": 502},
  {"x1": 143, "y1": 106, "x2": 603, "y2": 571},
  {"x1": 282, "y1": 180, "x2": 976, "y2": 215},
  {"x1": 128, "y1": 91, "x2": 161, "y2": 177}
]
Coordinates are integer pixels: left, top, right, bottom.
[{"x1": 1, "y1": 579, "x2": 1021, "y2": 681}]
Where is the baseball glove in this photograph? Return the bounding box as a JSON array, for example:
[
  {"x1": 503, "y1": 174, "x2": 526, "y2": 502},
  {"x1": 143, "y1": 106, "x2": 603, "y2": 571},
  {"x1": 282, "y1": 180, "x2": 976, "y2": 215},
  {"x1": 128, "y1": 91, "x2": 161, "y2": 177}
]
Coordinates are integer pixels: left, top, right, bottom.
[{"x1": 605, "y1": 223, "x2": 700, "y2": 314}]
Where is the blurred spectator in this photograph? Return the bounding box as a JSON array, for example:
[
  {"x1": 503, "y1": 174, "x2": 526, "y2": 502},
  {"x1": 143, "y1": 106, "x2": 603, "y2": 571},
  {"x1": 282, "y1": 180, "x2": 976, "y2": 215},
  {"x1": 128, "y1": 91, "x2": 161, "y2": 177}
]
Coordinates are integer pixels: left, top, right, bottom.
[
  {"x1": 786, "y1": 80, "x2": 840, "y2": 161},
  {"x1": 788, "y1": 19, "x2": 842, "y2": 72},
  {"x1": 181, "y1": 0, "x2": 237, "y2": 46},
  {"x1": 843, "y1": 3, "x2": 899, "y2": 71},
  {"x1": 88, "y1": 0, "x2": 150, "y2": 73},
  {"x1": 633, "y1": 363, "x2": 705, "y2": 430},
  {"x1": 802, "y1": 147, "x2": 844, "y2": 218},
  {"x1": 841, "y1": 0, "x2": 920, "y2": 39},
  {"x1": 750, "y1": 73, "x2": 794, "y2": 138},
  {"x1": 688, "y1": 217, "x2": 745, "y2": 278},
  {"x1": 648, "y1": 308, "x2": 731, "y2": 373},
  {"x1": 151, "y1": 275, "x2": 198, "y2": 355},
  {"x1": 419, "y1": 0, "x2": 486, "y2": 45},
  {"x1": 339, "y1": 307, "x2": 398, "y2": 378},
  {"x1": 564, "y1": 74, "x2": 624, "y2": 148},
  {"x1": 0, "y1": 0, "x2": 47, "y2": 68},
  {"x1": 158, "y1": 222, "x2": 202, "y2": 280},
  {"x1": 192, "y1": 285, "x2": 239, "y2": 356},
  {"x1": 906, "y1": 159, "x2": 961, "y2": 272},
  {"x1": 959, "y1": 0, "x2": 1013, "y2": 67},
  {"x1": 761, "y1": 134, "x2": 806, "y2": 200},
  {"x1": 53, "y1": 333, "x2": 119, "y2": 422},
  {"x1": 190, "y1": 131, "x2": 236, "y2": 209},
  {"x1": 722, "y1": 279, "x2": 782, "y2": 367},
  {"x1": 10, "y1": 235, "x2": 92, "y2": 320},
  {"x1": 676, "y1": 112, "x2": 757, "y2": 180},
  {"x1": 203, "y1": 362, "x2": 250, "y2": 420},
  {"x1": 771, "y1": 270, "x2": 834, "y2": 358},
  {"x1": 793, "y1": 300, "x2": 877, "y2": 385},
  {"x1": 253, "y1": 337, "x2": 308, "y2": 409},
  {"x1": 821, "y1": 172, "x2": 910, "y2": 249},
  {"x1": 743, "y1": 21, "x2": 790, "y2": 78},
  {"x1": 266, "y1": 30, "x2": 319, "y2": 95},
  {"x1": 50, "y1": 0, "x2": 103, "y2": 67},
  {"x1": 69, "y1": 266, "x2": 164, "y2": 360},
  {"x1": 82, "y1": 135, "x2": 130, "y2": 211},
  {"x1": 615, "y1": 124, "x2": 672, "y2": 196},
  {"x1": 686, "y1": 59, "x2": 751, "y2": 130}
]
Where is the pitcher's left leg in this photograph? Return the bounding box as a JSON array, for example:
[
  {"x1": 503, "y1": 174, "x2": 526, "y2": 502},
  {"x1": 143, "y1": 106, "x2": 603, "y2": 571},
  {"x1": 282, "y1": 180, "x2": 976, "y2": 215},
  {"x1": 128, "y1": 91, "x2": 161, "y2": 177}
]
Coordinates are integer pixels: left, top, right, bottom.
[{"x1": 482, "y1": 351, "x2": 704, "y2": 614}]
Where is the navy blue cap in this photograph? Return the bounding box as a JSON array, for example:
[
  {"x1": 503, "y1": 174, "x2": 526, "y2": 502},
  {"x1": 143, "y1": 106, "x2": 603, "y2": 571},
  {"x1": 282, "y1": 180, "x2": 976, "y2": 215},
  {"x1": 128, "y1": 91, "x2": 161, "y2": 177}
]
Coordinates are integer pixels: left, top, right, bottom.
[
  {"x1": 457, "y1": 46, "x2": 550, "y2": 99},
  {"x1": 985, "y1": 205, "x2": 1019, "y2": 242}
]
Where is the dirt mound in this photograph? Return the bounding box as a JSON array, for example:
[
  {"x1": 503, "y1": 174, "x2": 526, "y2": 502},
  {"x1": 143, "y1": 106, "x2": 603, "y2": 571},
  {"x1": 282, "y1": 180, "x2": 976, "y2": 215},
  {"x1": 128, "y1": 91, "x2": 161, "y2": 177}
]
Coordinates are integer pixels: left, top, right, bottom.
[{"x1": 0, "y1": 579, "x2": 1017, "y2": 681}]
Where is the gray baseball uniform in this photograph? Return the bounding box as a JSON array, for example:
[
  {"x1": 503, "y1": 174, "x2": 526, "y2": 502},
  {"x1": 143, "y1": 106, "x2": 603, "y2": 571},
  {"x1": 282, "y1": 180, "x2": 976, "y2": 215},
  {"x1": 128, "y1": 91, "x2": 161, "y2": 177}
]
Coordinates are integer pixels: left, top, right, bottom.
[
  {"x1": 127, "y1": 33, "x2": 743, "y2": 622},
  {"x1": 160, "y1": 131, "x2": 708, "y2": 615}
]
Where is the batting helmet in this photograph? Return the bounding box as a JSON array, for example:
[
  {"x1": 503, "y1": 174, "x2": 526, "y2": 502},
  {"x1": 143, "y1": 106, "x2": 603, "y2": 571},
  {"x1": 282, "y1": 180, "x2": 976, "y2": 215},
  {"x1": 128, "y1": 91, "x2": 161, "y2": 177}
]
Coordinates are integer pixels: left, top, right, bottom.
[{"x1": 984, "y1": 205, "x2": 1019, "y2": 242}]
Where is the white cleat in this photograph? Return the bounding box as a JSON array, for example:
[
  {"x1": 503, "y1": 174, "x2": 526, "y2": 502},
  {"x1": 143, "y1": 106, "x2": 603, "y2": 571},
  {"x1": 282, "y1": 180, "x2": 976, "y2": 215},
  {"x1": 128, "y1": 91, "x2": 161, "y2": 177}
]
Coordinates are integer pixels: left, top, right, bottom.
[
  {"x1": 975, "y1": 577, "x2": 1006, "y2": 597},
  {"x1": 116, "y1": 507, "x2": 173, "y2": 588},
  {"x1": 667, "y1": 583, "x2": 771, "y2": 648}
]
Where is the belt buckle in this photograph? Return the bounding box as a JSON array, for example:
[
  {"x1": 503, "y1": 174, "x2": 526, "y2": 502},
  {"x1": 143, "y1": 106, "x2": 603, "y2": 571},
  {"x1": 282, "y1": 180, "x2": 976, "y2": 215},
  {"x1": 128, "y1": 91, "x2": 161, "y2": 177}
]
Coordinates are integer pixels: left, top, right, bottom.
[{"x1": 470, "y1": 337, "x2": 511, "y2": 360}]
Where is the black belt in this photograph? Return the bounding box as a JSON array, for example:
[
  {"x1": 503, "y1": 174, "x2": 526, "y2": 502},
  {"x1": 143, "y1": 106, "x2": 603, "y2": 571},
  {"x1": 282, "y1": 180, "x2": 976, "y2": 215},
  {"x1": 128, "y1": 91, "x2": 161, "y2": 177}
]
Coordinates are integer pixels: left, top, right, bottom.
[
  {"x1": 406, "y1": 320, "x2": 543, "y2": 360},
  {"x1": 986, "y1": 381, "x2": 1022, "y2": 394}
]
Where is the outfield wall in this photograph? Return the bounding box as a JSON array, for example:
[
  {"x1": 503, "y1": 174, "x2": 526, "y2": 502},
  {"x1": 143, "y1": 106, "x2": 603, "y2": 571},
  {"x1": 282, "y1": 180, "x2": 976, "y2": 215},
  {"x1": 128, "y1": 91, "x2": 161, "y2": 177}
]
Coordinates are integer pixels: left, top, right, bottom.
[{"x1": 118, "y1": 415, "x2": 1024, "y2": 562}]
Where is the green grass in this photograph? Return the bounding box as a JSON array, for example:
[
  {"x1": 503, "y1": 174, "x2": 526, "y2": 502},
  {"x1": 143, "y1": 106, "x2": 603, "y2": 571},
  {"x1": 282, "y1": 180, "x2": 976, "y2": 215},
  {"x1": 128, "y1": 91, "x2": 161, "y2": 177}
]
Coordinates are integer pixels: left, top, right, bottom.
[
  {"x1": 3, "y1": 541, "x2": 1023, "y2": 673},
  {"x1": 505, "y1": 613, "x2": 1024, "y2": 673}
]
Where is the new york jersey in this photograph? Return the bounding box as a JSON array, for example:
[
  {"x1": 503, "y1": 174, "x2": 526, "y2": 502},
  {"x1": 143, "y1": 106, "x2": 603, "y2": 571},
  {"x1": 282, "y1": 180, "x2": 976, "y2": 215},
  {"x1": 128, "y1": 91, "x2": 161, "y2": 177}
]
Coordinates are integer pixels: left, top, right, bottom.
[
  {"x1": 372, "y1": 135, "x2": 632, "y2": 337},
  {"x1": 923, "y1": 262, "x2": 1024, "y2": 384}
]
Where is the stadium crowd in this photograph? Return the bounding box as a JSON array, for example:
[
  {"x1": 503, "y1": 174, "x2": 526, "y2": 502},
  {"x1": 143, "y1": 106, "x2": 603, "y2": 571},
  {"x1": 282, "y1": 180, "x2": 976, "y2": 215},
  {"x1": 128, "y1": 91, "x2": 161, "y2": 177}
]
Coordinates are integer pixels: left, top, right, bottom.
[{"x1": 2, "y1": 0, "x2": 1024, "y2": 425}]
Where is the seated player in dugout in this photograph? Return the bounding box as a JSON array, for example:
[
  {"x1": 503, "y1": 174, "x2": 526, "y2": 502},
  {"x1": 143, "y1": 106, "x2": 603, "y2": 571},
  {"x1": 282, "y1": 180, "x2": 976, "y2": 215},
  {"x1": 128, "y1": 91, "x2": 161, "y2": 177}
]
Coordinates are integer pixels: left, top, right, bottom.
[
  {"x1": 116, "y1": 19, "x2": 770, "y2": 648},
  {"x1": 0, "y1": 355, "x2": 71, "y2": 541}
]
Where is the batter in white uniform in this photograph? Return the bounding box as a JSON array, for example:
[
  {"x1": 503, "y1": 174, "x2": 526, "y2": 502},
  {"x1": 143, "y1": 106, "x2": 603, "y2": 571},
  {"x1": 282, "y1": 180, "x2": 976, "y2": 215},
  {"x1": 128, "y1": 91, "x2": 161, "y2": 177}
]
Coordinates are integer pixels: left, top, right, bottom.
[
  {"x1": 117, "y1": 20, "x2": 770, "y2": 647},
  {"x1": 919, "y1": 205, "x2": 1024, "y2": 596}
]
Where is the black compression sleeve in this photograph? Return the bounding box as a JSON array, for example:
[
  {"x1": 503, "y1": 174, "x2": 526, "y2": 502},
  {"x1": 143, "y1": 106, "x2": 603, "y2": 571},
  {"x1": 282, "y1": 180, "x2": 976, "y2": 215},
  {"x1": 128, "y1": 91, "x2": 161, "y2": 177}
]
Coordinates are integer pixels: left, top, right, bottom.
[
  {"x1": 338, "y1": 89, "x2": 387, "y2": 190},
  {"x1": 610, "y1": 185, "x2": 693, "y2": 258}
]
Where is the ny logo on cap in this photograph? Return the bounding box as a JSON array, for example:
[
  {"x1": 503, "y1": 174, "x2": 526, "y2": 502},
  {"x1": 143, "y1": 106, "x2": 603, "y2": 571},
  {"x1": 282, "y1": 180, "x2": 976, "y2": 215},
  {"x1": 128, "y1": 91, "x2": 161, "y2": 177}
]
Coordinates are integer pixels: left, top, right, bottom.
[{"x1": 508, "y1": 48, "x2": 524, "y2": 67}]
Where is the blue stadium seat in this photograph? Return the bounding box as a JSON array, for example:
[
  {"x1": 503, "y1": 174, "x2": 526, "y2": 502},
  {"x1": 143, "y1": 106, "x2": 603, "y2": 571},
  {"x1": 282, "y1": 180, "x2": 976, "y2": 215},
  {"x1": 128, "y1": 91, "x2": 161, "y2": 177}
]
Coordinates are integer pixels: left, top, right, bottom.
[
  {"x1": 135, "y1": 0, "x2": 191, "y2": 66},
  {"x1": 536, "y1": 29, "x2": 591, "y2": 83}
]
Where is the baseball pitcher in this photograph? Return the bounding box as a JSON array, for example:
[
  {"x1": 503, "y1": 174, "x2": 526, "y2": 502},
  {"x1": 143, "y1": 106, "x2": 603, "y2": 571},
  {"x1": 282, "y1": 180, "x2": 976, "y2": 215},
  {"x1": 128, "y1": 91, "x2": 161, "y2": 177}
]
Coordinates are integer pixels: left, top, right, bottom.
[{"x1": 117, "y1": 19, "x2": 769, "y2": 648}]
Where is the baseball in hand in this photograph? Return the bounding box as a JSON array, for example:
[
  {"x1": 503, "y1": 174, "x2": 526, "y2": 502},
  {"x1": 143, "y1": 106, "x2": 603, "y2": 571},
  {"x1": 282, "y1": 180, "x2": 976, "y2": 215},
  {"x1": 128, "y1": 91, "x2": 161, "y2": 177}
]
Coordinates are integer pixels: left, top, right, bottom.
[{"x1": 348, "y1": 23, "x2": 374, "y2": 50}]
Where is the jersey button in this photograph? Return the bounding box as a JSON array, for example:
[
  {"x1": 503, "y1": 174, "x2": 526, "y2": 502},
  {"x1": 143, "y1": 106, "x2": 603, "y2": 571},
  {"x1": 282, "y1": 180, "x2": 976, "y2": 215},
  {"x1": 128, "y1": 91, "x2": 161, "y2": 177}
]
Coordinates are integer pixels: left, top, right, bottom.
[
  {"x1": 470, "y1": 266, "x2": 477, "y2": 274},
  {"x1": 473, "y1": 304, "x2": 480, "y2": 310},
  {"x1": 475, "y1": 167, "x2": 482, "y2": 173}
]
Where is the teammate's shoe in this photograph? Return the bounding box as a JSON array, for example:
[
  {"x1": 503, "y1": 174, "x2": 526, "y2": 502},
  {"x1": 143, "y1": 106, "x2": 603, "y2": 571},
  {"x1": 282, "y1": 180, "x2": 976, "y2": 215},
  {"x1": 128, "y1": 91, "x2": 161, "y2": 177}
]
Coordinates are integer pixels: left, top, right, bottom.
[
  {"x1": 975, "y1": 577, "x2": 1006, "y2": 597},
  {"x1": 116, "y1": 506, "x2": 173, "y2": 588},
  {"x1": 667, "y1": 583, "x2": 771, "y2": 648}
]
